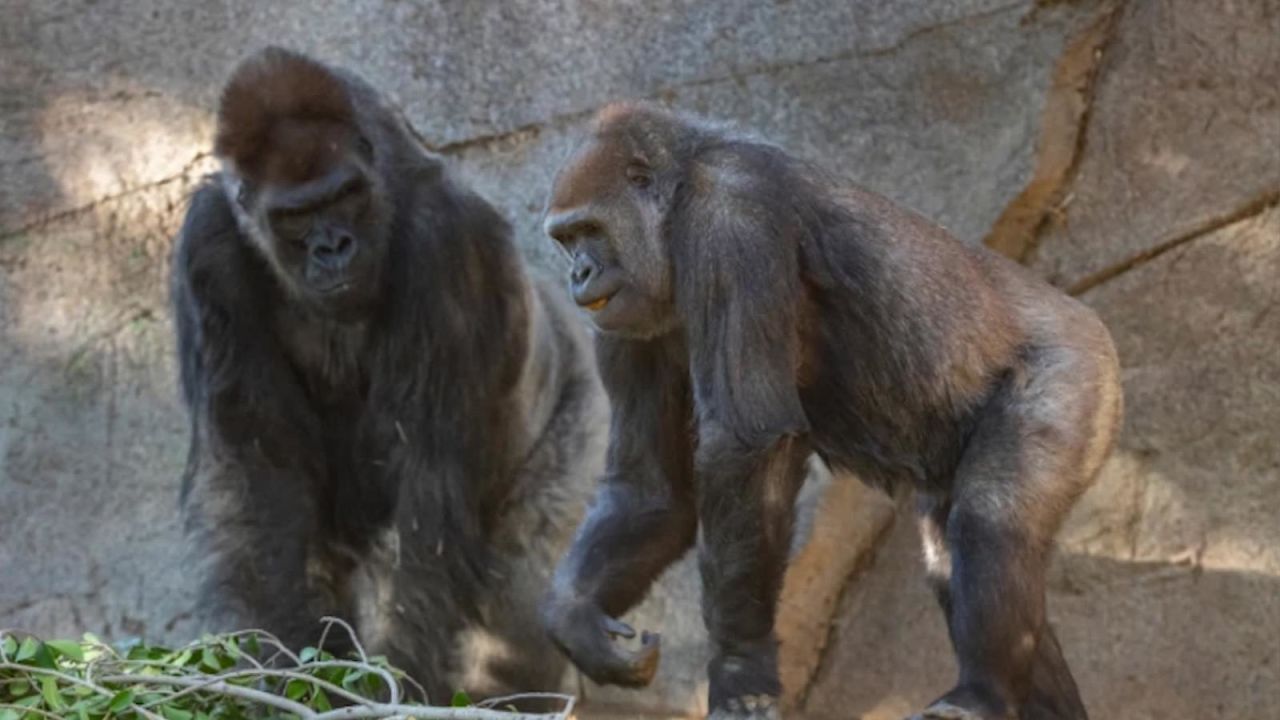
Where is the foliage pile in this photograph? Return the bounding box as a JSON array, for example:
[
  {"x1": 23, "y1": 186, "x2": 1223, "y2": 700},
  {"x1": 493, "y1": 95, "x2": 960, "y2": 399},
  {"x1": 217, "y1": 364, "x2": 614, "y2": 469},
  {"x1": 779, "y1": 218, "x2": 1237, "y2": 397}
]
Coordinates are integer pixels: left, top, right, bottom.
[{"x1": 0, "y1": 619, "x2": 574, "y2": 720}]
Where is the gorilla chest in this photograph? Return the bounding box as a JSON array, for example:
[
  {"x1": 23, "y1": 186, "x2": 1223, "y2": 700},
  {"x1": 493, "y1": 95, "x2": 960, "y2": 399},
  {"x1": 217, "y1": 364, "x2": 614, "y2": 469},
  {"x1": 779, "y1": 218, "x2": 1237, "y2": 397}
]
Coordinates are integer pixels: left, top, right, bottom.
[
  {"x1": 279, "y1": 315, "x2": 397, "y2": 536},
  {"x1": 280, "y1": 314, "x2": 371, "y2": 398}
]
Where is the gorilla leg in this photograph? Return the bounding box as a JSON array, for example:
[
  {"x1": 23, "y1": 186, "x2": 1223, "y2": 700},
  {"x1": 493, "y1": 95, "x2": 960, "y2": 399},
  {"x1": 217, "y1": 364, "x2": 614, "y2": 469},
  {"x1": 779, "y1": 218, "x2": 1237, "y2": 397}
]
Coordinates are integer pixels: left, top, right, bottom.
[
  {"x1": 922, "y1": 348, "x2": 1107, "y2": 720},
  {"x1": 917, "y1": 495, "x2": 953, "y2": 617},
  {"x1": 698, "y1": 435, "x2": 810, "y2": 718},
  {"x1": 918, "y1": 497, "x2": 1085, "y2": 720}
]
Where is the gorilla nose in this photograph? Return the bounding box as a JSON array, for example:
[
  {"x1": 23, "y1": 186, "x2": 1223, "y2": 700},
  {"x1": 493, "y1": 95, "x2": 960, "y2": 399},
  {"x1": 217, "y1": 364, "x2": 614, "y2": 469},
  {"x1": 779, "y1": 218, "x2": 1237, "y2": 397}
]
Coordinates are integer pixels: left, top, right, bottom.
[{"x1": 309, "y1": 231, "x2": 358, "y2": 270}]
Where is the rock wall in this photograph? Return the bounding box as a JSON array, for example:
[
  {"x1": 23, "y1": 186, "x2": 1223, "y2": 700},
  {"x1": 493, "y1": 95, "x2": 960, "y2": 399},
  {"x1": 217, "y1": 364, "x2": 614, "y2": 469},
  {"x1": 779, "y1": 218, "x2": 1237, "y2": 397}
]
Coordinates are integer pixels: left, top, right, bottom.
[{"x1": 1, "y1": 1, "x2": 1276, "y2": 719}]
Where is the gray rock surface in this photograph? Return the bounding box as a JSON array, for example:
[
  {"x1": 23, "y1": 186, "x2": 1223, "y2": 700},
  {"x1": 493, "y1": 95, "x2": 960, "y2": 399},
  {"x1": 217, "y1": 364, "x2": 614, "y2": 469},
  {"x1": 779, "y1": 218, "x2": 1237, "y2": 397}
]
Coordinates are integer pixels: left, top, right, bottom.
[
  {"x1": 1027, "y1": 0, "x2": 1280, "y2": 290},
  {"x1": 3, "y1": 0, "x2": 1278, "y2": 718}
]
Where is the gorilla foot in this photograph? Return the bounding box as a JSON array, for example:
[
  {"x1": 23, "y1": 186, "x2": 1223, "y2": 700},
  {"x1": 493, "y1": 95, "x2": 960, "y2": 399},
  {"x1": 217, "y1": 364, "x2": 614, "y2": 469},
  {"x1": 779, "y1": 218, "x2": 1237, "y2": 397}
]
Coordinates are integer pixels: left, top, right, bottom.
[
  {"x1": 904, "y1": 701, "x2": 984, "y2": 719},
  {"x1": 708, "y1": 694, "x2": 781, "y2": 720}
]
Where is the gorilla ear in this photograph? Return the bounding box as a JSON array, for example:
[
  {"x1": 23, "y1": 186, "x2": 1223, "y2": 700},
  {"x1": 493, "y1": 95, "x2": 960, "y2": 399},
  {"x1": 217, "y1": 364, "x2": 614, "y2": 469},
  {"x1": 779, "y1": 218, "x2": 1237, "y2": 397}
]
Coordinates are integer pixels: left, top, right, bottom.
[
  {"x1": 219, "y1": 174, "x2": 253, "y2": 209},
  {"x1": 214, "y1": 47, "x2": 355, "y2": 183}
]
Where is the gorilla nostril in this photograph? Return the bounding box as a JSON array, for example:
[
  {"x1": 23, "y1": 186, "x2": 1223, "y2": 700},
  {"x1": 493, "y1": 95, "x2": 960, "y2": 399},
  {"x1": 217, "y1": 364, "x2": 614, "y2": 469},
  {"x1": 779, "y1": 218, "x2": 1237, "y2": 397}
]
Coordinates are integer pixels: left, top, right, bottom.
[
  {"x1": 572, "y1": 257, "x2": 596, "y2": 285},
  {"x1": 335, "y1": 234, "x2": 355, "y2": 258}
]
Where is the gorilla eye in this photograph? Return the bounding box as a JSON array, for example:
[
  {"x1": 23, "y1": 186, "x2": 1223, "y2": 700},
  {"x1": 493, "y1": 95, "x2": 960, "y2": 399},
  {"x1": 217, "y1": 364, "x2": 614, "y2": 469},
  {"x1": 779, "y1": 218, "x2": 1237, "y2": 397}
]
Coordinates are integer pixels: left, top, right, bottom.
[
  {"x1": 626, "y1": 163, "x2": 653, "y2": 189},
  {"x1": 272, "y1": 213, "x2": 312, "y2": 245}
]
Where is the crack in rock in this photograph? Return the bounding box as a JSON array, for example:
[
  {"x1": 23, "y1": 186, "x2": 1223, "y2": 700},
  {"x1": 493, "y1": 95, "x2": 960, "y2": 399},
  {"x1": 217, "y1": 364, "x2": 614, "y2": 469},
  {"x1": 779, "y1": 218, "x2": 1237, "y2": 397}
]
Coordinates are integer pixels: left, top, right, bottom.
[
  {"x1": 0, "y1": 152, "x2": 213, "y2": 242},
  {"x1": 984, "y1": 0, "x2": 1125, "y2": 262},
  {"x1": 421, "y1": 1, "x2": 1030, "y2": 156},
  {"x1": 1069, "y1": 189, "x2": 1280, "y2": 296}
]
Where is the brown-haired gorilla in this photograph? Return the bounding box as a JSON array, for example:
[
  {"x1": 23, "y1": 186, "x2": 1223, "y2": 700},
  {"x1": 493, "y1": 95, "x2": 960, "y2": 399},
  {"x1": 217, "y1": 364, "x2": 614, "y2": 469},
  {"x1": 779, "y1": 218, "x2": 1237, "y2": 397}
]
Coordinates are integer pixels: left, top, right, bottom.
[
  {"x1": 539, "y1": 103, "x2": 1121, "y2": 720},
  {"x1": 171, "y1": 47, "x2": 607, "y2": 704}
]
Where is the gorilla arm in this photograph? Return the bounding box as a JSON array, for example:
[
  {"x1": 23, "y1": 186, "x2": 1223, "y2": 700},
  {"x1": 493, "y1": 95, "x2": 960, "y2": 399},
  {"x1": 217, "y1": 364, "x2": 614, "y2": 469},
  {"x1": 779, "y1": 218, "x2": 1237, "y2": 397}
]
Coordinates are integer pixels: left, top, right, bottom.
[
  {"x1": 674, "y1": 177, "x2": 812, "y2": 709},
  {"x1": 540, "y1": 336, "x2": 698, "y2": 688},
  {"x1": 174, "y1": 181, "x2": 335, "y2": 651}
]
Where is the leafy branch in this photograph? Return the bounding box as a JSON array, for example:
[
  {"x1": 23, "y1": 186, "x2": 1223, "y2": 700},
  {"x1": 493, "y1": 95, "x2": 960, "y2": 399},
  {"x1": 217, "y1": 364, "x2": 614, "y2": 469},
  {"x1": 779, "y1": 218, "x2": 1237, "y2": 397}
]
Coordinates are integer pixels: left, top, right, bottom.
[{"x1": 0, "y1": 619, "x2": 574, "y2": 720}]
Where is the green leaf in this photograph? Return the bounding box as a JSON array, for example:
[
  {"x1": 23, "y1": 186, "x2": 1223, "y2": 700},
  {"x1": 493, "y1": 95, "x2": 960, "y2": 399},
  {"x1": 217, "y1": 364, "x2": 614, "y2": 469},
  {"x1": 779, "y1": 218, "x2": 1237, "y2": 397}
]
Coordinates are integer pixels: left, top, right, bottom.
[
  {"x1": 360, "y1": 673, "x2": 385, "y2": 697},
  {"x1": 124, "y1": 643, "x2": 151, "y2": 661},
  {"x1": 340, "y1": 670, "x2": 365, "y2": 688},
  {"x1": 1, "y1": 635, "x2": 16, "y2": 658},
  {"x1": 312, "y1": 689, "x2": 331, "y2": 712},
  {"x1": 170, "y1": 648, "x2": 194, "y2": 667},
  {"x1": 162, "y1": 707, "x2": 194, "y2": 720},
  {"x1": 6, "y1": 676, "x2": 31, "y2": 696},
  {"x1": 200, "y1": 647, "x2": 221, "y2": 671},
  {"x1": 14, "y1": 639, "x2": 38, "y2": 663},
  {"x1": 243, "y1": 634, "x2": 260, "y2": 656},
  {"x1": 39, "y1": 676, "x2": 63, "y2": 710},
  {"x1": 72, "y1": 701, "x2": 90, "y2": 720},
  {"x1": 317, "y1": 666, "x2": 344, "y2": 685},
  {"x1": 108, "y1": 690, "x2": 134, "y2": 713},
  {"x1": 220, "y1": 637, "x2": 240, "y2": 661},
  {"x1": 46, "y1": 640, "x2": 85, "y2": 662},
  {"x1": 0, "y1": 709, "x2": 18, "y2": 720},
  {"x1": 297, "y1": 647, "x2": 317, "y2": 664},
  {"x1": 284, "y1": 680, "x2": 308, "y2": 701},
  {"x1": 451, "y1": 689, "x2": 473, "y2": 707},
  {"x1": 29, "y1": 644, "x2": 57, "y2": 670}
]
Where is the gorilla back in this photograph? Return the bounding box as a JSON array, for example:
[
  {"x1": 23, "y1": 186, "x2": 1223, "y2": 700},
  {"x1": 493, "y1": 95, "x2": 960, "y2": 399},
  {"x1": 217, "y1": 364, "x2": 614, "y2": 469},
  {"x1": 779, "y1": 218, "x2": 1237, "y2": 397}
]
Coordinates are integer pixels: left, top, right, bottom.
[{"x1": 171, "y1": 47, "x2": 606, "y2": 702}]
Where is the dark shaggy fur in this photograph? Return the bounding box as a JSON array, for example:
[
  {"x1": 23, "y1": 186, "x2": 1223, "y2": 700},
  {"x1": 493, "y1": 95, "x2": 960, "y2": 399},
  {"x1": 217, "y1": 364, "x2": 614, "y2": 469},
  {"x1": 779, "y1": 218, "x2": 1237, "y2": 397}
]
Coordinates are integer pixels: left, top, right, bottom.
[{"x1": 172, "y1": 48, "x2": 607, "y2": 704}]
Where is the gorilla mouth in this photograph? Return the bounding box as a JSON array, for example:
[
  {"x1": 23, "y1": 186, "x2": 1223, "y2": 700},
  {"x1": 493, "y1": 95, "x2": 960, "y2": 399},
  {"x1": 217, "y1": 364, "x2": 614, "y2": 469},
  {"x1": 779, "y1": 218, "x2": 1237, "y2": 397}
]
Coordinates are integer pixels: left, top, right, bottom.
[
  {"x1": 584, "y1": 296, "x2": 610, "y2": 312},
  {"x1": 315, "y1": 281, "x2": 353, "y2": 295}
]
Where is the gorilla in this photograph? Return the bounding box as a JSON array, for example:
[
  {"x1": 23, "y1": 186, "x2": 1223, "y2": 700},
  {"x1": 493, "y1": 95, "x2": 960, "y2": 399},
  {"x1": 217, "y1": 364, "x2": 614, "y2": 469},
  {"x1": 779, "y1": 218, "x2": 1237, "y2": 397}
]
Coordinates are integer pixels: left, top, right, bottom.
[
  {"x1": 539, "y1": 103, "x2": 1121, "y2": 720},
  {"x1": 170, "y1": 47, "x2": 606, "y2": 703}
]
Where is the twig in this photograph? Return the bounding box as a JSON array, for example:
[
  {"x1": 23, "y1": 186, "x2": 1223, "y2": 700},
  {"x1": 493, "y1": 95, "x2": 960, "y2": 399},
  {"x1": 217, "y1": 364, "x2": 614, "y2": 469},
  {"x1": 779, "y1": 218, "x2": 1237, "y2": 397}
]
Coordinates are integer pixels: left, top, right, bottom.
[
  {"x1": 312, "y1": 703, "x2": 568, "y2": 720},
  {"x1": 478, "y1": 692, "x2": 577, "y2": 717},
  {"x1": 97, "y1": 674, "x2": 317, "y2": 718},
  {"x1": 0, "y1": 702, "x2": 66, "y2": 720},
  {"x1": 319, "y1": 617, "x2": 370, "y2": 664},
  {"x1": 300, "y1": 660, "x2": 401, "y2": 705},
  {"x1": 97, "y1": 676, "x2": 568, "y2": 720},
  {"x1": 314, "y1": 619, "x2": 424, "y2": 705},
  {"x1": 119, "y1": 667, "x2": 373, "y2": 710}
]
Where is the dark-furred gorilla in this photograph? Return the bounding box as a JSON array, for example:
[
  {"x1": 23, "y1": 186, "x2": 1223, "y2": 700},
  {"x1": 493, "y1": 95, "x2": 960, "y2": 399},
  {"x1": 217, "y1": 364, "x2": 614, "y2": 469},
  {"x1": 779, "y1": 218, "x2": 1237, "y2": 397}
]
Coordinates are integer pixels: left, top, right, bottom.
[
  {"x1": 539, "y1": 103, "x2": 1122, "y2": 720},
  {"x1": 171, "y1": 47, "x2": 607, "y2": 702}
]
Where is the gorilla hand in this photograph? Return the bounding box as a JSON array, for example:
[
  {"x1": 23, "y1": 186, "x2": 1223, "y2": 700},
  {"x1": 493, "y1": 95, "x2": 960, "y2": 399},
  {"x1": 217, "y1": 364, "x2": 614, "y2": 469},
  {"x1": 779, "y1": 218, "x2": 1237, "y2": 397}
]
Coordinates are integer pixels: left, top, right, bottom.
[{"x1": 541, "y1": 596, "x2": 660, "y2": 688}]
